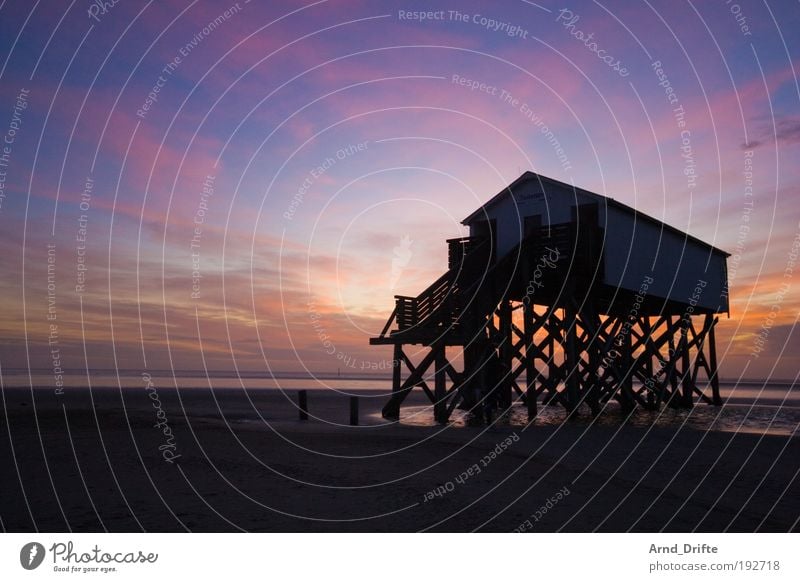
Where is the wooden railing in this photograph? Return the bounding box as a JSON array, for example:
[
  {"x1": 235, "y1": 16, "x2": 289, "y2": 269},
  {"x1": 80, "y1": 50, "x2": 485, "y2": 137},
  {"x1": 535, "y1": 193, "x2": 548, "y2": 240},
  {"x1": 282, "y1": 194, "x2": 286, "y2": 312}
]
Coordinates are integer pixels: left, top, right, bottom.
[
  {"x1": 447, "y1": 236, "x2": 487, "y2": 271},
  {"x1": 522, "y1": 223, "x2": 571, "y2": 258},
  {"x1": 393, "y1": 237, "x2": 489, "y2": 332},
  {"x1": 521, "y1": 222, "x2": 603, "y2": 280},
  {"x1": 394, "y1": 267, "x2": 457, "y2": 331},
  {"x1": 374, "y1": 224, "x2": 603, "y2": 339}
]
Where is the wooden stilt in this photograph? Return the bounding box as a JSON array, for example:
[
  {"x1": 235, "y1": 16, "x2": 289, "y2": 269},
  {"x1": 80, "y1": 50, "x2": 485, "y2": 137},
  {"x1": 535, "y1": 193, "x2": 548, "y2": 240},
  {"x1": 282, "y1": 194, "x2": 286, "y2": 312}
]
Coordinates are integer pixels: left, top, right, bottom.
[
  {"x1": 621, "y1": 321, "x2": 636, "y2": 412},
  {"x1": 382, "y1": 344, "x2": 404, "y2": 419},
  {"x1": 680, "y1": 317, "x2": 694, "y2": 408},
  {"x1": 640, "y1": 316, "x2": 656, "y2": 408},
  {"x1": 524, "y1": 300, "x2": 537, "y2": 420},
  {"x1": 382, "y1": 344, "x2": 438, "y2": 418},
  {"x1": 564, "y1": 304, "x2": 579, "y2": 413},
  {"x1": 499, "y1": 299, "x2": 513, "y2": 411},
  {"x1": 707, "y1": 315, "x2": 722, "y2": 405},
  {"x1": 434, "y1": 345, "x2": 447, "y2": 423}
]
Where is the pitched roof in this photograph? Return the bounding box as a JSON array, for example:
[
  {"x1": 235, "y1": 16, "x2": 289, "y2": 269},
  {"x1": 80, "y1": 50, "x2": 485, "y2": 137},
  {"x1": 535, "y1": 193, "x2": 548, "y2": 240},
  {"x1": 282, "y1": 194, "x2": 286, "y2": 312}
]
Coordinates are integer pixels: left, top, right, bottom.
[{"x1": 461, "y1": 171, "x2": 731, "y2": 258}]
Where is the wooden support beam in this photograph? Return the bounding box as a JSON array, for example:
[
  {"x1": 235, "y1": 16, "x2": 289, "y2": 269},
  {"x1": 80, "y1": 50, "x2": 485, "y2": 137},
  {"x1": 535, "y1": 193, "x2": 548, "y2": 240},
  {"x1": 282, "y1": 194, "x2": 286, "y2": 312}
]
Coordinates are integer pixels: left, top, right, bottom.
[
  {"x1": 680, "y1": 317, "x2": 694, "y2": 408},
  {"x1": 548, "y1": 316, "x2": 559, "y2": 399},
  {"x1": 564, "y1": 303, "x2": 579, "y2": 413},
  {"x1": 578, "y1": 304, "x2": 603, "y2": 415},
  {"x1": 382, "y1": 344, "x2": 405, "y2": 419},
  {"x1": 457, "y1": 341, "x2": 480, "y2": 412},
  {"x1": 524, "y1": 299, "x2": 537, "y2": 420},
  {"x1": 378, "y1": 305, "x2": 398, "y2": 338},
  {"x1": 666, "y1": 316, "x2": 682, "y2": 408},
  {"x1": 381, "y1": 343, "x2": 440, "y2": 418},
  {"x1": 434, "y1": 345, "x2": 448, "y2": 423},
  {"x1": 379, "y1": 278, "x2": 724, "y2": 420},
  {"x1": 707, "y1": 315, "x2": 722, "y2": 405},
  {"x1": 398, "y1": 349, "x2": 436, "y2": 403},
  {"x1": 499, "y1": 299, "x2": 513, "y2": 410},
  {"x1": 621, "y1": 321, "x2": 636, "y2": 412}
]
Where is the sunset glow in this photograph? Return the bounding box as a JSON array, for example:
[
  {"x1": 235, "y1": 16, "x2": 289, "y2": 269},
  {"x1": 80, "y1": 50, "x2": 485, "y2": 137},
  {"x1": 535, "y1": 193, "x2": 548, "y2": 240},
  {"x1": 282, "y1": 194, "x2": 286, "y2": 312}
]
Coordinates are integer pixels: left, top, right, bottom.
[{"x1": 0, "y1": 0, "x2": 798, "y2": 381}]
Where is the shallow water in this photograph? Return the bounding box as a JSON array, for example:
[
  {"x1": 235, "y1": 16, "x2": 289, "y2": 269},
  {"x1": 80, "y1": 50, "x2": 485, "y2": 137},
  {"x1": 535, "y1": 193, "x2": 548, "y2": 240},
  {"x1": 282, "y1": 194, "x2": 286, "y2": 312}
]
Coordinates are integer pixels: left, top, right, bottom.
[
  {"x1": 396, "y1": 401, "x2": 800, "y2": 437},
  {"x1": 7, "y1": 372, "x2": 799, "y2": 400},
  {"x1": 7, "y1": 371, "x2": 799, "y2": 436}
]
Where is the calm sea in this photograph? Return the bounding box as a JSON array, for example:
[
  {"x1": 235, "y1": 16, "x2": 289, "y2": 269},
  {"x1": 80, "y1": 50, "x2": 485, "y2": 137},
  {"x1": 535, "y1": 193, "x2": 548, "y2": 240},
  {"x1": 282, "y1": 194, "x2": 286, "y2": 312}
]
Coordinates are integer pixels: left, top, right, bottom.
[{"x1": 2, "y1": 370, "x2": 797, "y2": 436}]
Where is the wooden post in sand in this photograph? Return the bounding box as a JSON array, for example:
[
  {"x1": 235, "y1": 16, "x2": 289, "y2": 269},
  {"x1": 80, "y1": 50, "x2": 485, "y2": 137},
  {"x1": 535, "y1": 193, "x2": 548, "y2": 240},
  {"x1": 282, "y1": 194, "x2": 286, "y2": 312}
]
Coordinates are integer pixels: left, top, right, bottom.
[
  {"x1": 350, "y1": 396, "x2": 359, "y2": 426},
  {"x1": 298, "y1": 390, "x2": 309, "y2": 421},
  {"x1": 523, "y1": 300, "x2": 537, "y2": 421}
]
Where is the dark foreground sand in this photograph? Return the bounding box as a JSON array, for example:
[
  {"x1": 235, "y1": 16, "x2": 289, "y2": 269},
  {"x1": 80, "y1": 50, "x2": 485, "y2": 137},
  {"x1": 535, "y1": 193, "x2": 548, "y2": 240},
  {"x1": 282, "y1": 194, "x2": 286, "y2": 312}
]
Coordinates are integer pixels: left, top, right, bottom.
[{"x1": 1, "y1": 386, "x2": 798, "y2": 532}]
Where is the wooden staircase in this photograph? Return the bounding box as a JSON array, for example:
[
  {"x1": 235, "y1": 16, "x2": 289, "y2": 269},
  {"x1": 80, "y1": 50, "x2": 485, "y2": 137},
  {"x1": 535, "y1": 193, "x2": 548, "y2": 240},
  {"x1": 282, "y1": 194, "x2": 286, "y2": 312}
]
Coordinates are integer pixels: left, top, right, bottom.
[
  {"x1": 371, "y1": 236, "x2": 492, "y2": 345},
  {"x1": 371, "y1": 223, "x2": 586, "y2": 347}
]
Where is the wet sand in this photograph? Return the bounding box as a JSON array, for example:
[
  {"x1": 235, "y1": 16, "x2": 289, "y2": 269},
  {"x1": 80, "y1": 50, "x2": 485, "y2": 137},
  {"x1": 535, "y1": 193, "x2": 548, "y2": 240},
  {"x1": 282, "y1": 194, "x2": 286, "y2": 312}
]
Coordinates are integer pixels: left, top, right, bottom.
[{"x1": 1, "y1": 386, "x2": 798, "y2": 532}]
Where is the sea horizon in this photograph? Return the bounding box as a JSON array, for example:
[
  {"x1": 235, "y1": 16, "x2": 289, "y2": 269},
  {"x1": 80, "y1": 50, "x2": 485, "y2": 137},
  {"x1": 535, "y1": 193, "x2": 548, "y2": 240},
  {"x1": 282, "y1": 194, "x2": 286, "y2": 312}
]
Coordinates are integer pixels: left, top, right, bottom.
[
  {"x1": 3, "y1": 367, "x2": 799, "y2": 386},
  {"x1": 3, "y1": 368, "x2": 798, "y2": 435}
]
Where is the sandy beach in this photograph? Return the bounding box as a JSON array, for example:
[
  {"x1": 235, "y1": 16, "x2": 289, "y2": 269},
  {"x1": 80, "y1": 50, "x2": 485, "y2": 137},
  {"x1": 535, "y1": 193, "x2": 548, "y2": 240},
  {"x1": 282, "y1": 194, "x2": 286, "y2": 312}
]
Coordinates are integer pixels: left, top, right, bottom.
[{"x1": 0, "y1": 385, "x2": 797, "y2": 532}]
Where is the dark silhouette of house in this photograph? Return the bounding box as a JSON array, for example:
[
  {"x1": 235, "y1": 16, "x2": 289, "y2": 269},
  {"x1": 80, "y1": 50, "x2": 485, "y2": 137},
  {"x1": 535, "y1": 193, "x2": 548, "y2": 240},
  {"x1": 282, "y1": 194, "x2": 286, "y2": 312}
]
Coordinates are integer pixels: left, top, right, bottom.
[{"x1": 371, "y1": 172, "x2": 729, "y2": 423}]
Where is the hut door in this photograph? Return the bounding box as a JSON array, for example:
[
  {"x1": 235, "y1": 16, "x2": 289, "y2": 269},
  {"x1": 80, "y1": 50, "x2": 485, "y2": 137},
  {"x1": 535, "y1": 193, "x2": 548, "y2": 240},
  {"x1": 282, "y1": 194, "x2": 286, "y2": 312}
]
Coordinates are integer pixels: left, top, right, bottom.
[
  {"x1": 571, "y1": 203, "x2": 600, "y2": 273},
  {"x1": 524, "y1": 215, "x2": 542, "y2": 239},
  {"x1": 571, "y1": 203, "x2": 598, "y2": 229}
]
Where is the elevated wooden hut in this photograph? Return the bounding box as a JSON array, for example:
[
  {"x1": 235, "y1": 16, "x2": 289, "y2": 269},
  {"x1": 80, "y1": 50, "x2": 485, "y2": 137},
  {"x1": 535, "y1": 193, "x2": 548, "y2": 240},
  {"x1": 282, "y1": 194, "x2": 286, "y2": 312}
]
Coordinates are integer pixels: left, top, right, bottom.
[{"x1": 371, "y1": 172, "x2": 729, "y2": 423}]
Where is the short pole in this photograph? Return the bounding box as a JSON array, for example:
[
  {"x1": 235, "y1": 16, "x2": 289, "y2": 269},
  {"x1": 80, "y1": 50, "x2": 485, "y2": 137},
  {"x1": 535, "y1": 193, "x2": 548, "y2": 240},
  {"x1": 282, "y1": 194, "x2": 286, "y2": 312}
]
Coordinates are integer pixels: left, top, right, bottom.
[
  {"x1": 349, "y1": 396, "x2": 359, "y2": 426},
  {"x1": 298, "y1": 390, "x2": 308, "y2": 421},
  {"x1": 527, "y1": 386, "x2": 536, "y2": 422}
]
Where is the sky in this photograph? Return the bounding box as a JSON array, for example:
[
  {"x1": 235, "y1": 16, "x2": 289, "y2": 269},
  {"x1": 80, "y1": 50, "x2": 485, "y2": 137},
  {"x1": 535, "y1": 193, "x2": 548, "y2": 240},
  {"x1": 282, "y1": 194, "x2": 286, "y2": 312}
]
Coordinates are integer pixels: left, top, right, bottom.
[{"x1": 0, "y1": 0, "x2": 798, "y2": 382}]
